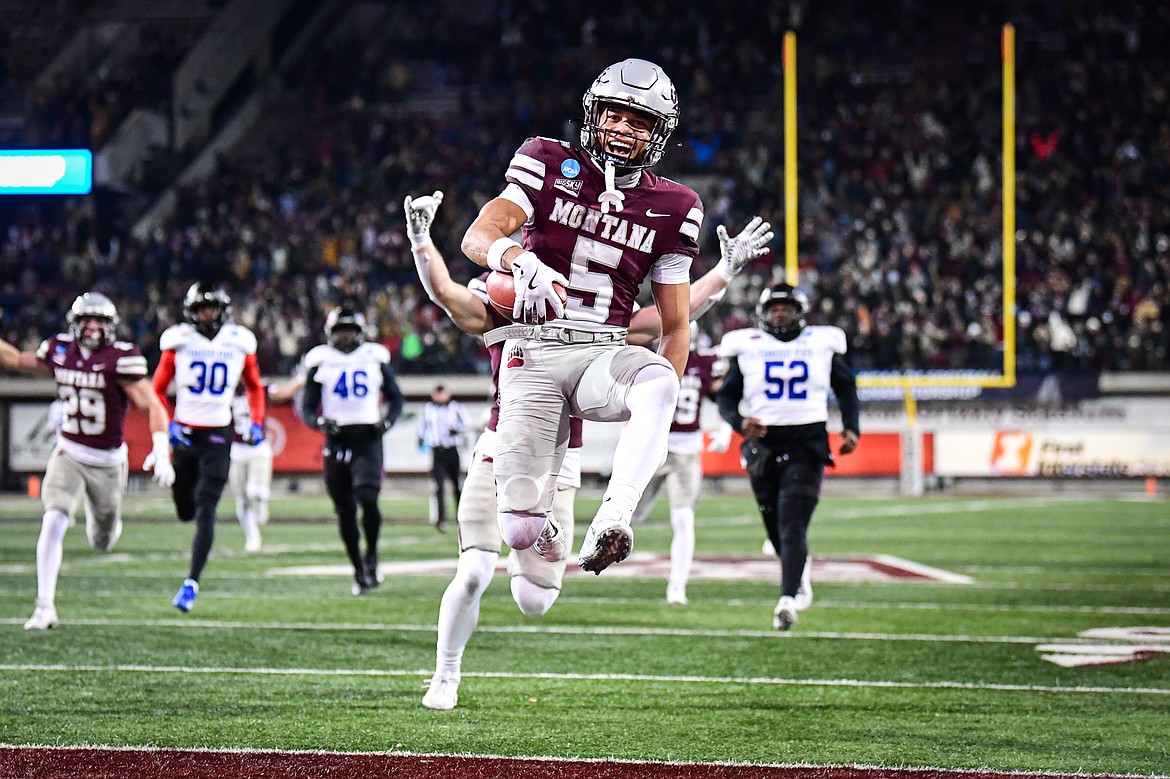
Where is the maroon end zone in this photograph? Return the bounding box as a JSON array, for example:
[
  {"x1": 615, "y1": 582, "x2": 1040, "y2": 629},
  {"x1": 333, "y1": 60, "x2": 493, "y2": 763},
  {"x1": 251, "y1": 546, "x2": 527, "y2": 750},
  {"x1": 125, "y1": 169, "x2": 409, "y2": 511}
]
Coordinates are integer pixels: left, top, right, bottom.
[{"x1": 0, "y1": 747, "x2": 1149, "y2": 779}]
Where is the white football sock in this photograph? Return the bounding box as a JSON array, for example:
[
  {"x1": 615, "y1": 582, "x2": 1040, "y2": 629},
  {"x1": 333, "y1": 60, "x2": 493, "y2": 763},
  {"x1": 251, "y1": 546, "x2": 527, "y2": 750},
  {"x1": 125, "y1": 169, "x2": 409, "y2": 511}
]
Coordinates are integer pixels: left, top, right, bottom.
[
  {"x1": 434, "y1": 548, "x2": 498, "y2": 678},
  {"x1": 35, "y1": 508, "x2": 71, "y2": 604},
  {"x1": 600, "y1": 365, "x2": 678, "y2": 519},
  {"x1": 238, "y1": 498, "x2": 261, "y2": 547},
  {"x1": 668, "y1": 506, "x2": 695, "y2": 591}
]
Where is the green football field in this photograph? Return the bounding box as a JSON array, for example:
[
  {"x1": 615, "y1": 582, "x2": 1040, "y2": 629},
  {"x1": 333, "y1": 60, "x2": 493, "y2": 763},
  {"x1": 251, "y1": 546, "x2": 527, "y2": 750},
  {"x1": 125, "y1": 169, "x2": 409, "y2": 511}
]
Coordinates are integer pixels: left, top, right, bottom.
[{"x1": 1, "y1": 488, "x2": 1167, "y2": 775}]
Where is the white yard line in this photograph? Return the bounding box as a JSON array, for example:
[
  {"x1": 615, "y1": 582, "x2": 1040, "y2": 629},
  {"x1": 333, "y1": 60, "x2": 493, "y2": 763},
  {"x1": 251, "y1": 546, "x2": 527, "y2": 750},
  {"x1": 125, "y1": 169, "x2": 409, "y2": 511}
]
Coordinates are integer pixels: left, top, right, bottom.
[
  {"x1": 2, "y1": 616, "x2": 1167, "y2": 646},
  {"x1": 0, "y1": 661, "x2": 1164, "y2": 696}
]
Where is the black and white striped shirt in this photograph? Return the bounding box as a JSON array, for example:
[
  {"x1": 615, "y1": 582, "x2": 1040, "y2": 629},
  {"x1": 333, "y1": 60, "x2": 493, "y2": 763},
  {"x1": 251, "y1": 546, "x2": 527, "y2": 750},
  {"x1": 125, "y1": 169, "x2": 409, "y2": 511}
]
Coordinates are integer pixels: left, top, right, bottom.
[{"x1": 418, "y1": 400, "x2": 470, "y2": 448}]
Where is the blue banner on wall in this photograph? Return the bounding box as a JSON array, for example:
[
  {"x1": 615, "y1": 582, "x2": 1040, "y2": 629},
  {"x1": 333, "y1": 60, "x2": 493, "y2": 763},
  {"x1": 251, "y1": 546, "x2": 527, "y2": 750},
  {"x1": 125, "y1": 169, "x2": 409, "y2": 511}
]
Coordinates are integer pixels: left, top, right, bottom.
[{"x1": 0, "y1": 149, "x2": 93, "y2": 195}]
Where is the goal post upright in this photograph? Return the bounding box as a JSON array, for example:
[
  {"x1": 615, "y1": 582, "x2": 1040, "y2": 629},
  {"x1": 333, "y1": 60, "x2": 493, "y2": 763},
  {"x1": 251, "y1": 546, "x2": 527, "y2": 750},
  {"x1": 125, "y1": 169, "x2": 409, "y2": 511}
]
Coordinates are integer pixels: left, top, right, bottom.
[{"x1": 777, "y1": 25, "x2": 1019, "y2": 494}]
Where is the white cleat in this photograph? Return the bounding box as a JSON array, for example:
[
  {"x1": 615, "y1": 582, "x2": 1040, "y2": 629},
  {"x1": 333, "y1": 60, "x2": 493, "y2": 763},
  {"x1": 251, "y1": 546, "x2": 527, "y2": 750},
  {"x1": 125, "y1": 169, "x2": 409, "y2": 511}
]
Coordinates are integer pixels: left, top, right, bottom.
[
  {"x1": 244, "y1": 534, "x2": 262, "y2": 554},
  {"x1": 794, "y1": 555, "x2": 813, "y2": 612},
  {"x1": 422, "y1": 674, "x2": 460, "y2": 710},
  {"x1": 773, "y1": 595, "x2": 798, "y2": 631},
  {"x1": 533, "y1": 515, "x2": 566, "y2": 562},
  {"x1": 577, "y1": 510, "x2": 632, "y2": 575},
  {"x1": 666, "y1": 582, "x2": 688, "y2": 606},
  {"x1": 24, "y1": 601, "x2": 59, "y2": 631}
]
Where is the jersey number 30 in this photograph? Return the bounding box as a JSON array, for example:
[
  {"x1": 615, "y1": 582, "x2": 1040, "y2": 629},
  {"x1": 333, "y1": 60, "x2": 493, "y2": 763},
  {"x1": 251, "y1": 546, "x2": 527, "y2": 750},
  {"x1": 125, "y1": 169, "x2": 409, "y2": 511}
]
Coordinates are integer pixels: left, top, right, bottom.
[{"x1": 764, "y1": 360, "x2": 808, "y2": 400}]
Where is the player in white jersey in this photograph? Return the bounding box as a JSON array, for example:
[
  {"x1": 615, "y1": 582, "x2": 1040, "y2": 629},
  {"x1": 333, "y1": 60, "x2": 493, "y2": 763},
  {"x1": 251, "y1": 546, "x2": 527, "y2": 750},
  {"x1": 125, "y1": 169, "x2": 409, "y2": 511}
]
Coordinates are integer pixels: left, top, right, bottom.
[
  {"x1": 716, "y1": 283, "x2": 860, "y2": 630},
  {"x1": 228, "y1": 384, "x2": 273, "y2": 552},
  {"x1": 299, "y1": 307, "x2": 404, "y2": 595},
  {"x1": 0, "y1": 292, "x2": 175, "y2": 630},
  {"x1": 152, "y1": 283, "x2": 267, "y2": 613},
  {"x1": 406, "y1": 190, "x2": 771, "y2": 709}
]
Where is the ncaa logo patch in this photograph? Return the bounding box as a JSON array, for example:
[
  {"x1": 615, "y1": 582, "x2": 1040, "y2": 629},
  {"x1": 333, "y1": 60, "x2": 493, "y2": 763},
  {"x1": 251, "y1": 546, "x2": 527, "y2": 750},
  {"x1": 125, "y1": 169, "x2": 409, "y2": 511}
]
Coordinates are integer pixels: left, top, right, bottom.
[{"x1": 560, "y1": 159, "x2": 581, "y2": 178}]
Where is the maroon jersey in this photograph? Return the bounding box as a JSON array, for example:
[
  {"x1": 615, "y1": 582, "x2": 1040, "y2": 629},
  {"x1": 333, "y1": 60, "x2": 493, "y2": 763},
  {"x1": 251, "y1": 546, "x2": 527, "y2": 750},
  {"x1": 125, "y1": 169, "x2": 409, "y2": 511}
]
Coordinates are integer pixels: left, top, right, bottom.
[
  {"x1": 671, "y1": 349, "x2": 724, "y2": 434},
  {"x1": 36, "y1": 334, "x2": 147, "y2": 450},
  {"x1": 504, "y1": 137, "x2": 702, "y2": 330},
  {"x1": 469, "y1": 274, "x2": 584, "y2": 448}
]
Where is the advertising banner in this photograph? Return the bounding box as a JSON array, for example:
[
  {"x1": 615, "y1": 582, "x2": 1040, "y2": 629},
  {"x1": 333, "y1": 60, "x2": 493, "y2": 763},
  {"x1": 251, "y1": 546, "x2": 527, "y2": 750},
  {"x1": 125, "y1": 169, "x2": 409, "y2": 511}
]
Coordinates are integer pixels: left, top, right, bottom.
[{"x1": 934, "y1": 430, "x2": 1170, "y2": 477}]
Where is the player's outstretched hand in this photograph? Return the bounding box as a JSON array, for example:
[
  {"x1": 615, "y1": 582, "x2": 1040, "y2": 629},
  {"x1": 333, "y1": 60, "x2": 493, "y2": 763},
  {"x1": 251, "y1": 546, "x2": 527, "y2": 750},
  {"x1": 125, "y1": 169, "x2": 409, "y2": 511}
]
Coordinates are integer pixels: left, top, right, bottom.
[
  {"x1": 510, "y1": 251, "x2": 569, "y2": 324},
  {"x1": 839, "y1": 430, "x2": 859, "y2": 455},
  {"x1": 706, "y1": 422, "x2": 734, "y2": 452},
  {"x1": 144, "y1": 431, "x2": 175, "y2": 487},
  {"x1": 405, "y1": 191, "x2": 444, "y2": 248},
  {"x1": 715, "y1": 216, "x2": 774, "y2": 280},
  {"x1": 246, "y1": 422, "x2": 266, "y2": 445}
]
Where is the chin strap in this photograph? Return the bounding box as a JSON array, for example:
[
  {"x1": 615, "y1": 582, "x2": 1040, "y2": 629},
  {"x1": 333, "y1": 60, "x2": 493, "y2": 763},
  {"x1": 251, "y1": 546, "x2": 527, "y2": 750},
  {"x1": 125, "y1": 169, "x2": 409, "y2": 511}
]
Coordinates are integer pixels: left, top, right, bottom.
[{"x1": 598, "y1": 160, "x2": 625, "y2": 214}]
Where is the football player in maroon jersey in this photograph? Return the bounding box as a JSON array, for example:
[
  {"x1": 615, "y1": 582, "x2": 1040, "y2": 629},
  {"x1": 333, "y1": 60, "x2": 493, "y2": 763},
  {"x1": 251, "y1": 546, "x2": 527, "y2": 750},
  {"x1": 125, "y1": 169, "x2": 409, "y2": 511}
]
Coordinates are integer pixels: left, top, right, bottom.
[
  {"x1": 407, "y1": 189, "x2": 769, "y2": 708},
  {"x1": 461, "y1": 58, "x2": 706, "y2": 576},
  {"x1": 0, "y1": 292, "x2": 174, "y2": 630}
]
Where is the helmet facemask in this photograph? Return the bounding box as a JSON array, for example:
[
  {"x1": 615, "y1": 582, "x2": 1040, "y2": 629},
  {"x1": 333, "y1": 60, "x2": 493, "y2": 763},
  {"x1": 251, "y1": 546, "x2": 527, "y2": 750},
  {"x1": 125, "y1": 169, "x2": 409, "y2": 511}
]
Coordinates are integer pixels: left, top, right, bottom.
[
  {"x1": 757, "y1": 285, "x2": 809, "y2": 342},
  {"x1": 67, "y1": 292, "x2": 119, "y2": 350},
  {"x1": 325, "y1": 308, "x2": 368, "y2": 353},
  {"x1": 580, "y1": 58, "x2": 678, "y2": 171},
  {"x1": 183, "y1": 284, "x2": 231, "y2": 339}
]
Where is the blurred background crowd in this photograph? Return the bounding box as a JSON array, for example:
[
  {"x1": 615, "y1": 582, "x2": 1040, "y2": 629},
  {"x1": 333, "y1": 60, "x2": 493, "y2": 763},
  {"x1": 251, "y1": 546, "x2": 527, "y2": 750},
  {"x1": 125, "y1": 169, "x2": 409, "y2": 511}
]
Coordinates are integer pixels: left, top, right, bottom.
[{"x1": 1, "y1": 0, "x2": 1167, "y2": 377}]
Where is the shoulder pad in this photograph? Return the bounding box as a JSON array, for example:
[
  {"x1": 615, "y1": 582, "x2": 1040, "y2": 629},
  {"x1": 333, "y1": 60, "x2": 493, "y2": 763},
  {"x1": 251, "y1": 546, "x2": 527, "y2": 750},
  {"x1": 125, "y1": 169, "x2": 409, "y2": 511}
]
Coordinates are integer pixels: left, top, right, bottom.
[
  {"x1": 158, "y1": 323, "x2": 193, "y2": 352},
  {"x1": 364, "y1": 343, "x2": 392, "y2": 363},
  {"x1": 302, "y1": 344, "x2": 331, "y2": 370}
]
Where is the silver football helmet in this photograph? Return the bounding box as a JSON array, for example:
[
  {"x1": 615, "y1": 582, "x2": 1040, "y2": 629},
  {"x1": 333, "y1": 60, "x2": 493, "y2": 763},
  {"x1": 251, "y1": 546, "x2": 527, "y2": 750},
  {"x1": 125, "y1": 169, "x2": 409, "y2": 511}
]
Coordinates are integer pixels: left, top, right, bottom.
[
  {"x1": 67, "y1": 292, "x2": 119, "y2": 349},
  {"x1": 757, "y1": 283, "x2": 809, "y2": 342},
  {"x1": 581, "y1": 58, "x2": 679, "y2": 170},
  {"x1": 325, "y1": 307, "x2": 368, "y2": 353}
]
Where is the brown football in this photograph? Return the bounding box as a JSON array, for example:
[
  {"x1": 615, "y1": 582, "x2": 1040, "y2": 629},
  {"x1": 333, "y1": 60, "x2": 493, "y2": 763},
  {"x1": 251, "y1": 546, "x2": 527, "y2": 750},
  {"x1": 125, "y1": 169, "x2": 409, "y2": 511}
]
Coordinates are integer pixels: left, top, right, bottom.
[{"x1": 485, "y1": 270, "x2": 567, "y2": 321}]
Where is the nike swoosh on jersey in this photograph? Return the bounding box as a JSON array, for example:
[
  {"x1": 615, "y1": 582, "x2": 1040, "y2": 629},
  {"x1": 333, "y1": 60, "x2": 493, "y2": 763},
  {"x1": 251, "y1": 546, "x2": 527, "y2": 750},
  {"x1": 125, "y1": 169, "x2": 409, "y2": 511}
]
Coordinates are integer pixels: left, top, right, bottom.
[{"x1": 645, "y1": 209, "x2": 670, "y2": 217}]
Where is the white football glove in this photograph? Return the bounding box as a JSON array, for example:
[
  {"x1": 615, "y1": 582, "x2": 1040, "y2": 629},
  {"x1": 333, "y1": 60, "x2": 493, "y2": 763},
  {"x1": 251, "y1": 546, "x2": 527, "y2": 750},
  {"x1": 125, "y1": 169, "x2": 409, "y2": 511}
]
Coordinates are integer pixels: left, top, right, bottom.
[
  {"x1": 404, "y1": 190, "x2": 443, "y2": 248},
  {"x1": 706, "y1": 422, "x2": 734, "y2": 453},
  {"x1": 510, "y1": 251, "x2": 569, "y2": 324},
  {"x1": 715, "y1": 216, "x2": 774, "y2": 280},
  {"x1": 143, "y1": 431, "x2": 175, "y2": 488}
]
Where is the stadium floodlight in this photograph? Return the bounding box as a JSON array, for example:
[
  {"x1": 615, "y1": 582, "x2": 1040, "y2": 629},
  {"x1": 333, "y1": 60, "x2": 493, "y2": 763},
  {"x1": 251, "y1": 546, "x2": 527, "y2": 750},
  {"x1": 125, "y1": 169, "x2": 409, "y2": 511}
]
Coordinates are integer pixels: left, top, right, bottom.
[{"x1": 0, "y1": 149, "x2": 92, "y2": 195}]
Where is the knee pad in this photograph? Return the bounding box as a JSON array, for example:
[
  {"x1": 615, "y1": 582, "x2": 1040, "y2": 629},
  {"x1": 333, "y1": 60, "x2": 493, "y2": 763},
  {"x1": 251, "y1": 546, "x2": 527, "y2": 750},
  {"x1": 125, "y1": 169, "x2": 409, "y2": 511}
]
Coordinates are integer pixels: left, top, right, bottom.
[
  {"x1": 454, "y1": 548, "x2": 498, "y2": 598},
  {"x1": 498, "y1": 510, "x2": 546, "y2": 550},
  {"x1": 511, "y1": 575, "x2": 560, "y2": 617},
  {"x1": 500, "y1": 474, "x2": 542, "y2": 512},
  {"x1": 630, "y1": 362, "x2": 680, "y2": 409}
]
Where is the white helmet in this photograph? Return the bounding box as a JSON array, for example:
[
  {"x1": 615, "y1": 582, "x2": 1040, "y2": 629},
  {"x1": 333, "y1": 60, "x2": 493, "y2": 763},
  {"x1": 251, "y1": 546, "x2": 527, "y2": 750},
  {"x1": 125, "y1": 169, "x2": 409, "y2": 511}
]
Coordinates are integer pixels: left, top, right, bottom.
[
  {"x1": 580, "y1": 58, "x2": 679, "y2": 170},
  {"x1": 67, "y1": 292, "x2": 119, "y2": 349}
]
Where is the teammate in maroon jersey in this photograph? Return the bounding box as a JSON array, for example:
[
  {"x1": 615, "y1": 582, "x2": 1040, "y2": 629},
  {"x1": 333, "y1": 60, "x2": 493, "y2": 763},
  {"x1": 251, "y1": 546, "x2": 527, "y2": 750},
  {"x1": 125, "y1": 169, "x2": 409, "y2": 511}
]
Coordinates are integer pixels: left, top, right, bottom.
[
  {"x1": 462, "y1": 58, "x2": 703, "y2": 576},
  {"x1": 0, "y1": 292, "x2": 174, "y2": 630},
  {"x1": 407, "y1": 189, "x2": 769, "y2": 708},
  {"x1": 630, "y1": 326, "x2": 727, "y2": 605}
]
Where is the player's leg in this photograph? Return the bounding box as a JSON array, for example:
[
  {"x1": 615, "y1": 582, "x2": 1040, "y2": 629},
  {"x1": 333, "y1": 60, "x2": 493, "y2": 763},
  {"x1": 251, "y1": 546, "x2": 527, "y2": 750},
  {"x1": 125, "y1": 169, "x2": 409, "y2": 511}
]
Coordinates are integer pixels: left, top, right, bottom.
[
  {"x1": 569, "y1": 345, "x2": 678, "y2": 573},
  {"x1": 450, "y1": 448, "x2": 463, "y2": 510},
  {"x1": 81, "y1": 455, "x2": 127, "y2": 553},
  {"x1": 324, "y1": 447, "x2": 368, "y2": 595},
  {"x1": 229, "y1": 449, "x2": 260, "y2": 553},
  {"x1": 251, "y1": 441, "x2": 273, "y2": 526},
  {"x1": 25, "y1": 453, "x2": 85, "y2": 629},
  {"x1": 171, "y1": 443, "x2": 199, "y2": 522},
  {"x1": 428, "y1": 449, "x2": 447, "y2": 530},
  {"x1": 665, "y1": 451, "x2": 702, "y2": 605},
  {"x1": 173, "y1": 429, "x2": 231, "y2": 612},
  {"x1": 425, "y1": 435, "x2": 502, "y2": 710},
  {"x1": 509, "y1": 482, "x2": 576, "y2": 617},
  {"x1": 776, "y1": 456, "x2": 824, "y2": 613},
  {"x1": 351, "y1": 436, "x2": 385, "y2": 585},
  {"x1": 630, "y1": 465, "x2": 667, "y2": 526},
  {"x1": 494, "y1": 340, "x2": 570, "y2": 551}
]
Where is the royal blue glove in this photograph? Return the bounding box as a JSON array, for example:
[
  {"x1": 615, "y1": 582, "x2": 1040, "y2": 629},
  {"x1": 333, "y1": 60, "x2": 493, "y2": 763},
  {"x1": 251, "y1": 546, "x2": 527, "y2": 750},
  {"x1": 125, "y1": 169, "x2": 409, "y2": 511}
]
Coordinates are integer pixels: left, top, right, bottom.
[
  {"x1": 247, "y1": 422, "x2": 266, "y2": 445},
  {"x1": 168, "y1": 421, "x2": 191, "y2": 448}
]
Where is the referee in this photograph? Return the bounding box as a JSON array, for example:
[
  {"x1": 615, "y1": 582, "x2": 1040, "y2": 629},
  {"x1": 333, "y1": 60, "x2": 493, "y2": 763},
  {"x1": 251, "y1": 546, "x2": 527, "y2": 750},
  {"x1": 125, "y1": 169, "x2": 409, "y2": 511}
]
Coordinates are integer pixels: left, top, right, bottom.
[{"x1": 418, "y1": 385, "x2": 470, "y2": 532}]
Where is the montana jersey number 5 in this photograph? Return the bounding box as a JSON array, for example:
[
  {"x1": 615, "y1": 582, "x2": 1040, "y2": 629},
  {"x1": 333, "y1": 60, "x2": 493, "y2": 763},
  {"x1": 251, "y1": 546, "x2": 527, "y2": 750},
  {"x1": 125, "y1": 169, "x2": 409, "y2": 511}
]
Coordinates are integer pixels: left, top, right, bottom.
[
  {"x1": 764, "y1": 360, "x2": 809, "y2": 400},
  {"x1": 564, "y1": 236, "x2": 622, "y2": 324}
]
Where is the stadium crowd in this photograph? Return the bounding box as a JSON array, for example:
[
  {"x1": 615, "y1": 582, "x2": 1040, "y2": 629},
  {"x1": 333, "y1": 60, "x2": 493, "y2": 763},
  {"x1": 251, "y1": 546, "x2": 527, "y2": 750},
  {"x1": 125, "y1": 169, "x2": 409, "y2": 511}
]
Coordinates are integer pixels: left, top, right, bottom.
[{"x1": 2, "y1": 0, "x2": 1168, "y2": 376}]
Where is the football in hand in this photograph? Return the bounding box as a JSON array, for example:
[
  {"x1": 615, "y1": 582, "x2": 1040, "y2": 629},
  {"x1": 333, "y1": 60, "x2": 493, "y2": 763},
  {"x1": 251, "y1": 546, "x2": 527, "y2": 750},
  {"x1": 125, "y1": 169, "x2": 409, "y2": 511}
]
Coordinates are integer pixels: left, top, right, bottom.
[{"x1": 485, "y1": 270, "x2": 567, "y2": 322}]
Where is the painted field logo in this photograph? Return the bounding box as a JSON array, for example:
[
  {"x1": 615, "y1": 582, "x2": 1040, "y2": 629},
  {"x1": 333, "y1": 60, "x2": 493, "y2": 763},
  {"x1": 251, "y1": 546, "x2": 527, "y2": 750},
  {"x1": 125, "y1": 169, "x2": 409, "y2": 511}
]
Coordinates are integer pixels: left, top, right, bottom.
[
  {"x1": 1036, "y1": 627, "x2": 1170, "y2": 667},
  {"x1": 990, "y1": 430, "x2": 1033, "y2": 474}
]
